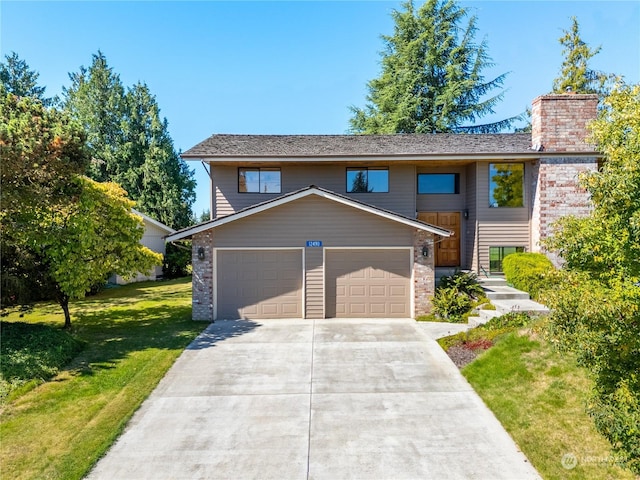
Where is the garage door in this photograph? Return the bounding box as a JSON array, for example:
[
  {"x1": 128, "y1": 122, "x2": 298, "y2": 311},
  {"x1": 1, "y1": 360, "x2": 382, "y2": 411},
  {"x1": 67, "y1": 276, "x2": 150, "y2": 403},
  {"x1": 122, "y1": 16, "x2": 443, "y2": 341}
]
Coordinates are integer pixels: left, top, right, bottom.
[
  {"x1": 216, "y1": 250, "x2": 302, "y2": 319},
  {"x1": 325, "y1": 249, "x2": 411, "y2": 318}
]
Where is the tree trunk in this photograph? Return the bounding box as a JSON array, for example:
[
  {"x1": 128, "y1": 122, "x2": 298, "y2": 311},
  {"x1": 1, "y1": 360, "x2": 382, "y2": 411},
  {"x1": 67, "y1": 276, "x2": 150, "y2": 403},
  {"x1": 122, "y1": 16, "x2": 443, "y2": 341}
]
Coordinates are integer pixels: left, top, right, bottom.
[{"x1": 59, "y1": 294, "x2": 72, "y2": 329}]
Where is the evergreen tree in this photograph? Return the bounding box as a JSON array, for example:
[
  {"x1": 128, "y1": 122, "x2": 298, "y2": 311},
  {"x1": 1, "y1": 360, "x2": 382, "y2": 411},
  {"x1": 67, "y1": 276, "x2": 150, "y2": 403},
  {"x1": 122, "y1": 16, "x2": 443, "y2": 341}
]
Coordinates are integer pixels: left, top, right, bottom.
[
  {"x1": 0, "y1": 52, "x2": 53, "y2": 105},
  {"x1": 122, "y1": 83, "x2": 196, "y2": 229},
  {"x1": 64, "y1": 52, "x2": 195, "y2": 229},
  {"x1": 552, "y1": 17, "x2": 614, "y2": 95},
  {"x1": 63, "y1": 51, "x2": 126, "y2": 182},
  {"x1": 349, "y1": 0, "x2": 518, "y2": 134}
]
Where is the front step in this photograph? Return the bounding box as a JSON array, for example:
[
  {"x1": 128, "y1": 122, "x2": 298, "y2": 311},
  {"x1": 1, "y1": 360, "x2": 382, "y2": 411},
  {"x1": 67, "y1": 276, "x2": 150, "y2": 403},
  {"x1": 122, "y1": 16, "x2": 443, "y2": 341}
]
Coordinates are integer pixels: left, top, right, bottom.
[
  {"x1": 482, "y1": 285, "x2": 531, "y2": 301},
  {"x1": 478, "y1": 276, "x2": 509, "y2": 287},
  {"x1": 492, "y1": 299, "x2": 550, "y2": 315}
]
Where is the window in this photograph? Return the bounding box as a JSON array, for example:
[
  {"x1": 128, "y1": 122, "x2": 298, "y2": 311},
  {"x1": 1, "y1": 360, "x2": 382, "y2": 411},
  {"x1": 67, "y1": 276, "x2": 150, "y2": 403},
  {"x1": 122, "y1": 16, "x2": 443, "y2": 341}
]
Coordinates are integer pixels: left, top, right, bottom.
[
  {"x1": 418, "y1": 173, "x2": 460, "y2": 194},
  {"x1": 490, "y1": 246, "x2": 525, "y2": 273},
  {"x1": 489, "y1": 163, "x2": 524, "y2": 207},
  {"x1": 238, "y1": 168, "x2": 281, "y2": 193},
  {"x1": 346, "y1": 167, "x2": 389, "y2": 193}
]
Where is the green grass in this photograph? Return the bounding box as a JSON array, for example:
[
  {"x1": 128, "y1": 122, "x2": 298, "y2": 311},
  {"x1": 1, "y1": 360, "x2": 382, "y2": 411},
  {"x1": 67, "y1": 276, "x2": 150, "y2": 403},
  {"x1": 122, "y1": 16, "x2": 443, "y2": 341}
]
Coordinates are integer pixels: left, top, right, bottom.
[
  {"x1": 462, "y1": 327, "x2": 636, "y2": 479},
  {"x1": 0, "y1": 278, "x2": 205, "y2": 480},
  {"x1": 1, "y1": 322, "x2": 86, "y2": 402}
]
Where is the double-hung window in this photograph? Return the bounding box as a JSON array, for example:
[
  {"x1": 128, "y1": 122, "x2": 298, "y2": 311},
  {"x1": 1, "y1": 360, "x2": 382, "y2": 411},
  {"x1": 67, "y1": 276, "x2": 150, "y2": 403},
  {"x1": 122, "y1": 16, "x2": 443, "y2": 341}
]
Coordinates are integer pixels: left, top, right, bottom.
[{"x1": 238, "y1": 168, "x2": 281, "y2": 193}]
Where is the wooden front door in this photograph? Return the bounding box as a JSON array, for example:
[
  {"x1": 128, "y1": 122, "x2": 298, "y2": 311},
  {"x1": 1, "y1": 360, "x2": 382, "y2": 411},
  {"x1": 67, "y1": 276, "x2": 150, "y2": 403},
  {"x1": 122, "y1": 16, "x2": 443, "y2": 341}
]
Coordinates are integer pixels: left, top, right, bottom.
[{"x1": 419, "y1": 212, "x2": 461, "y2": 267}]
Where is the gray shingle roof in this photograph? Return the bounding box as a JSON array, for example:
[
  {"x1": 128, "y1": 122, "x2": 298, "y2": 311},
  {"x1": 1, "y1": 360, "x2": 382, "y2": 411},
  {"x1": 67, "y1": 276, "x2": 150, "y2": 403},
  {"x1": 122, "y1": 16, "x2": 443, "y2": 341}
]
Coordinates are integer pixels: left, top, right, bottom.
[{"x1": 182, "y1": 133, "x2": 535, "y2": 158}]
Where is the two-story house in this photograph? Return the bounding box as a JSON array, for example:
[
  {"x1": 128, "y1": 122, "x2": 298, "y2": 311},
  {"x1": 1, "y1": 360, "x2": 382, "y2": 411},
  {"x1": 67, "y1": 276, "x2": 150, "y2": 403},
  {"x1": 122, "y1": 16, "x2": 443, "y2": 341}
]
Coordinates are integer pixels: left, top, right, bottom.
[{"x1": 167, "y1": 93, "x2": 599, "y2": 321}]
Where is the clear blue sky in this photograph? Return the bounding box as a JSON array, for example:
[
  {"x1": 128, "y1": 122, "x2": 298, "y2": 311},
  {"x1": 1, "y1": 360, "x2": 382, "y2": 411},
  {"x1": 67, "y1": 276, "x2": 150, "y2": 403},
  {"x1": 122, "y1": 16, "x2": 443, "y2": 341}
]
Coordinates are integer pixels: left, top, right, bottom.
[{"x1": 2, "y1": 1, "x2": 639, "y2": 217}]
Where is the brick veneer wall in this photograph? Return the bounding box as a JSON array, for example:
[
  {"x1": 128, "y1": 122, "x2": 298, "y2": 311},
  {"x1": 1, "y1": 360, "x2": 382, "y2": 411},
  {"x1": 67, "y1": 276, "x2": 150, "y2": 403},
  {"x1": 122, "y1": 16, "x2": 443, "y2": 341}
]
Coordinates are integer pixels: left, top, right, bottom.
[
  {"x1": 530, "y1": 157, "x2": 598, "y2": 262},
  {"x1": 531, "y1": 93, "x2": 598, "y2": 152},
  {"x1": 413, "y1": 230, "x2": 435, "y2": 316},
  {"x1": 191, "y1": 231, "x2": 214, "y2": 321}
]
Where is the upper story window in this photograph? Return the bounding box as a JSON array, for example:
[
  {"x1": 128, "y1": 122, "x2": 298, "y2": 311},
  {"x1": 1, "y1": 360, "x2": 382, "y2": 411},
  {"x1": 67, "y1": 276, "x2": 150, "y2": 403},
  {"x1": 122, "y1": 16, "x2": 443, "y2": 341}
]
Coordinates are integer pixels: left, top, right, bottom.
[
  {"x1": 489, "y1": 163, "x2": 524, "y2": 207},
  {"x1": 238, "y1": 168, "x2": 281, "y2": 193},
  {"x1": 346, "y1": 167, "x2": 389, "y2": 193},
  {"x1": 418, "y1": 173, "x2": 460, "y2": 194}
]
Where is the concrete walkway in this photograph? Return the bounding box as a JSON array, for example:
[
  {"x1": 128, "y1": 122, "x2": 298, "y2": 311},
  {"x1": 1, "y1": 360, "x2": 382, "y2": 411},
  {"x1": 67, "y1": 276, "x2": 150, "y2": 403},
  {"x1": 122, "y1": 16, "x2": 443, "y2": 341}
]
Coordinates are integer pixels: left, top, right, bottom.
[{"x1": 86, "y1": 318, "x2": 540, "y2": 480}]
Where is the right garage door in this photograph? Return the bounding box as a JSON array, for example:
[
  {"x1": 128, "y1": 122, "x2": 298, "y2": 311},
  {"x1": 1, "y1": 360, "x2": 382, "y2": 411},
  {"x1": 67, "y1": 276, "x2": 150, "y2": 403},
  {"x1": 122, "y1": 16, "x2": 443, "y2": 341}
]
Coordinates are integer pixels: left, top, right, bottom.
[{"x1": 325, "y1": 249, "x2": 411, "y2": 318}]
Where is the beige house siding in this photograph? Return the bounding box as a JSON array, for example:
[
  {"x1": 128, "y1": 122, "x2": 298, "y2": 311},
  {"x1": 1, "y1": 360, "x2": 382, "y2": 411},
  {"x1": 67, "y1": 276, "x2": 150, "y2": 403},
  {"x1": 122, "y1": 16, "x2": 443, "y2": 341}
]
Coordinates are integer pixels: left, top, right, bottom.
[
  {"x1": 110, "y1": 216, "x2": 171, "y2": 285},
  {"x1": 211, "y1": 195, "x2": 413, "y2": 248},
  {"x1": 465, "y1": 163, "x2": 478, "y2": 273},
  {"x1": 476, "y1": 222, "x2": 531, "y2": 274},
  {"x1": 210, "y1": 164, "x2": 416, "y2": 218},
  {"x1": 415, "y1": 166, "x2": 466, "y2": 212},
  {"x1": 305, "y1": 247, "x2": 324, "y2": 319}
]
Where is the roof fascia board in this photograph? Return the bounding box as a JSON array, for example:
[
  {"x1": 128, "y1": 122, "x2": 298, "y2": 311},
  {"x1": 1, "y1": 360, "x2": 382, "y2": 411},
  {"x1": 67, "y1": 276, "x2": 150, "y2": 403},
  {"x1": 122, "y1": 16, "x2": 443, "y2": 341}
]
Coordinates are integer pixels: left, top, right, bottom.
[
  {"x1": 183, "y1": 152, "x2": 600, "y2": 162},
  {"x1": 132, "y1": 209, "x2": 176, "y2": 234},
  {"x1": 166, "y1": 188, "x2": 451, "y2": 242}
]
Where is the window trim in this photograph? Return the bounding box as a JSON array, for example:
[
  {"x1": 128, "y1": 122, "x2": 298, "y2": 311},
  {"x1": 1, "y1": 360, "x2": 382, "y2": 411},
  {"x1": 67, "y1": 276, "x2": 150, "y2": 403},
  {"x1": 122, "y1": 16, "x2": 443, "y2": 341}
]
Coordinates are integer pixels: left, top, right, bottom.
[
  {"x1": 417, "y1": 173, "x2": 460, "y2": 194},
  {"x1": 489, "y1": 246, "x2": 525, "y2": 273},
  {"x1": 238, "y1": 167, "x2": 282, "y2": 194},
  {"x1": 489, "y1": 162, "x2": 525, "y2": 208},
  {"x1": 346, "y1": 167, "x2": 389, "y2": 193}
]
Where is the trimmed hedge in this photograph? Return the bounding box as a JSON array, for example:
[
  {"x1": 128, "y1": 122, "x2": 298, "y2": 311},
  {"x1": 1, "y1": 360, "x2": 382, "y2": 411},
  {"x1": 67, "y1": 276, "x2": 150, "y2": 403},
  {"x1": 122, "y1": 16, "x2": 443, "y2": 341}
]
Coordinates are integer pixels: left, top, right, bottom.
[{"x1": 502, "y1": 252, "x2": 555, "y2": 300}]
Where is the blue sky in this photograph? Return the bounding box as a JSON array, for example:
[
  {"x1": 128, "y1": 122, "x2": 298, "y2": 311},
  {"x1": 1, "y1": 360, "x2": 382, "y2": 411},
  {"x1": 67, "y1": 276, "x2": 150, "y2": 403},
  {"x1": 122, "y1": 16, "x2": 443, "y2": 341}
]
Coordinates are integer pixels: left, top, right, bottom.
[{"x1": 2, "y1": 1, "x2": 639, "y2": 217}]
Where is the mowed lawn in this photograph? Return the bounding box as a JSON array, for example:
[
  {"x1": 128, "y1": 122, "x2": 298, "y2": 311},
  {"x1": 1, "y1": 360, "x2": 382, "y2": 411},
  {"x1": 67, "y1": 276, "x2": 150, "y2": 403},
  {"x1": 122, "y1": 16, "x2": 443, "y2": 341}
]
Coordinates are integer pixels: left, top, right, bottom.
[
  {"x1": 462, "y1": 327, "x2": 636, "y2": 480},
  {"x1": 0, "y1": 278, "x2": 205, "y2": 480}
]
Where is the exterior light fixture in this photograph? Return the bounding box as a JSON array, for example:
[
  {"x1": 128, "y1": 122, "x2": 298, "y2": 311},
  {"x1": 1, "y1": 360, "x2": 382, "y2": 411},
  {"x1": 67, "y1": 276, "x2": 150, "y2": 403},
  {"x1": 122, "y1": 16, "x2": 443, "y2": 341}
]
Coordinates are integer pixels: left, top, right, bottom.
[
  {"x1": 197, "y1": 247, "x2": 205, "y2": 260},
  {"x1": 422, "y1": 245, "x2": 429, "y2": 257},
  {"x1": 463, "y1": 209, "x2": 469, "y2": 219}
]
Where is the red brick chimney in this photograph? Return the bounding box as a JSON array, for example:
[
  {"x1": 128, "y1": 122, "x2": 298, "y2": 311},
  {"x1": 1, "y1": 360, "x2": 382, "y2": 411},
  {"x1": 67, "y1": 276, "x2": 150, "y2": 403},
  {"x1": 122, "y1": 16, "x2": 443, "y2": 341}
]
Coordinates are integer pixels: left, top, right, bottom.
[{"x1": 531, "y1": 93, "x2": 598, "y2": 152}]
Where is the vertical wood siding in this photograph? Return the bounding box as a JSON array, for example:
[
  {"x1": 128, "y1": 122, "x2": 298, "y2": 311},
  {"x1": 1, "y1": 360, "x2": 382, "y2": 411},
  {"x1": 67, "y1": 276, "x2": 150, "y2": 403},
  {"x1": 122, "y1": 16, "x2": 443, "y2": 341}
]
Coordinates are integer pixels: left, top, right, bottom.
[{"x1": 305, "y1": 247, "x2": 324, "y2": 319}]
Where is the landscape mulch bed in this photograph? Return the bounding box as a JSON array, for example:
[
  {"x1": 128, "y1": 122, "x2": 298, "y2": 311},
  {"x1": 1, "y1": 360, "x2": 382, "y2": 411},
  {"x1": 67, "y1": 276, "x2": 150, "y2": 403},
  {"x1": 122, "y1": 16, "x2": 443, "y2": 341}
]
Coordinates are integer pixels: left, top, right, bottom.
[{"x1": 446, "y1": 338, "x2": 493, "y2": 368}]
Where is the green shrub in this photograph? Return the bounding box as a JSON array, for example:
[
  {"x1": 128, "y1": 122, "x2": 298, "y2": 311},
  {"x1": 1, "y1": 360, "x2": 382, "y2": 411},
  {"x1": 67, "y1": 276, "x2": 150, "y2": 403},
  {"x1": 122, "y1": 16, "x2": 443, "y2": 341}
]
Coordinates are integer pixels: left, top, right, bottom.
[
  {"x1": 431, "y1": 287, "x2": 472, "y2": 322},
  {"x1": 589, "y1": 377, "x2": 640, "y2": 474},
  {"x1": 502, "y1": 252, "x2": 555, "y2": 300},
  {"x1": 439, "y1": 270, "x2": 485, "y2": 299},
  {"x1": 163, "y1": 242, "x2": 192, "y2": 279}
]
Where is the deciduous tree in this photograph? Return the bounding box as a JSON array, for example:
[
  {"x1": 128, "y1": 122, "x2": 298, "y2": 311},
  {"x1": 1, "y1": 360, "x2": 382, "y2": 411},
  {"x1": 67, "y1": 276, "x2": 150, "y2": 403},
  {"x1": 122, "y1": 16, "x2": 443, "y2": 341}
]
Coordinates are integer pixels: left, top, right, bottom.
[
  {"x1": 349, "y1": 0, "x2": 518, "y2": 134},
  {"x1": 38, "y1": 178, "x2": 162, "y2": 328},
  {"x1": 1, "y1": 92, "x2": 162, "y2": 327}
]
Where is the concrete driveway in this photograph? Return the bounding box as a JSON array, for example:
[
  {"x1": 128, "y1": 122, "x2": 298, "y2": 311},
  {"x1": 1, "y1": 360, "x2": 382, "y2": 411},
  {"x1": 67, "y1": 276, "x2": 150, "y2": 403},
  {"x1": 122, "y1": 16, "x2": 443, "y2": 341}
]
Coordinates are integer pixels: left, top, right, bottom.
[{"x1": 86, "y1": 318, "x2": 540, "y2": 480}]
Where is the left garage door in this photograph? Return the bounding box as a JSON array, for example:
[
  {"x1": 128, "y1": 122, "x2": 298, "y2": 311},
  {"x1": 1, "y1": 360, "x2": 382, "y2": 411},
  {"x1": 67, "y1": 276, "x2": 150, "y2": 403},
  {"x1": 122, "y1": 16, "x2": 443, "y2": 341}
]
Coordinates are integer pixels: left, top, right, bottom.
[{"x1": 216, "y1": 249, "x2": 303, "y2": 319}]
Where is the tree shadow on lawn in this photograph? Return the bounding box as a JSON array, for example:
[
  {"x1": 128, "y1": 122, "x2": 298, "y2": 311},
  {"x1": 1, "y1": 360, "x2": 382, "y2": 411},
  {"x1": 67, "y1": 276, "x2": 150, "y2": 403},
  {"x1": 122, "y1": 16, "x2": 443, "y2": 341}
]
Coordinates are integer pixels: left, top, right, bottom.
[{"x1": 66, "y1": 305, "x2": 261, "y2": 377}]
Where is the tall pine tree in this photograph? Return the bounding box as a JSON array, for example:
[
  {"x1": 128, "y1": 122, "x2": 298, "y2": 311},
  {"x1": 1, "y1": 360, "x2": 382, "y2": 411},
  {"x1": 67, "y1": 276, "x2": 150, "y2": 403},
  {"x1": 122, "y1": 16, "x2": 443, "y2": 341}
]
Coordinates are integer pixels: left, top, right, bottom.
[
  {"x1": 552, "y1": 17, "x2": 614, "y2": 96},
  {"x1": 63, "y1": 52, "x2": 195, "y2": 229},
  {"x1": 0, "y1": 52, "x2": 53, "y2": 106},
  {"x1": 349, "y1": 0, "x2": 518, "y2": 134}
]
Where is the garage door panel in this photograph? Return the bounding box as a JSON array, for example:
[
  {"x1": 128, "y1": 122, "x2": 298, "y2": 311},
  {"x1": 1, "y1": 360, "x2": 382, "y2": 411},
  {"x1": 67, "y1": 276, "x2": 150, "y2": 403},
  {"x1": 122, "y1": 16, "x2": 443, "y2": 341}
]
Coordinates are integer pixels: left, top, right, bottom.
[
  {"x1": 370, "y1": 285, "x2": 386, "y2": 297},
  {"x1": 217, "y1": 250, "x2": 302, "y2": 320},
  {"x1": 326, "y1": 249, "x2": 411, "y2": 318}
]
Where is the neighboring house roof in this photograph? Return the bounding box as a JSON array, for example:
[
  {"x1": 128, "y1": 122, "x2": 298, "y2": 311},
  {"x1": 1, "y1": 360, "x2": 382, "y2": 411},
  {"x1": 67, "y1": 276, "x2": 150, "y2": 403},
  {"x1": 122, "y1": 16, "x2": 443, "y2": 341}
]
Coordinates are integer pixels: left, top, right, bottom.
[
  {"x1": 132, "y1": 209, "x2": 176, "y2": 235},
  {"x1": 166, "y1": 185, "x2": 453, "y2": 242},
  {"x1": 181, "y1": 133, "x2": 536, "y2": 159}
]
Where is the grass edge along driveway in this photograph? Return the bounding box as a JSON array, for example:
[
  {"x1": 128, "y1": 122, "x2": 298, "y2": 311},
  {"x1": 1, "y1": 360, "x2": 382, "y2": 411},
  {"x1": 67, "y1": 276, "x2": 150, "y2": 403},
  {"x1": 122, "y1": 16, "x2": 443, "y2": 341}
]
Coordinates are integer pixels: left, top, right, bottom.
[{"x1": 0, "y1": 278, "x2": 205, "y2": 480}]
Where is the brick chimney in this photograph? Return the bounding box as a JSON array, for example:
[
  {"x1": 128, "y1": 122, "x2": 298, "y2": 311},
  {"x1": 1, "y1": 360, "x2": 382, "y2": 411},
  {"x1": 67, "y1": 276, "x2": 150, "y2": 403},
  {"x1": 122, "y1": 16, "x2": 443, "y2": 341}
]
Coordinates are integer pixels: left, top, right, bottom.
[{"x1": 531, "y1": 93, "x2": 598, "y2": 152}]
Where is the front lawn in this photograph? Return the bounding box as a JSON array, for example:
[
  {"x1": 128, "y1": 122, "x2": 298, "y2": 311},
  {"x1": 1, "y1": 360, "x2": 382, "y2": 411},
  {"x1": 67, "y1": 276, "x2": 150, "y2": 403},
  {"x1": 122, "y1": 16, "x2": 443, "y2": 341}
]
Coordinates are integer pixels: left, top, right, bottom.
[
  {"x1": 445, "y1": 317, "x2": 636, "y2": 479},
  {"x1": 0, "y1": 278, "x2": 205, "y2": 480}
]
